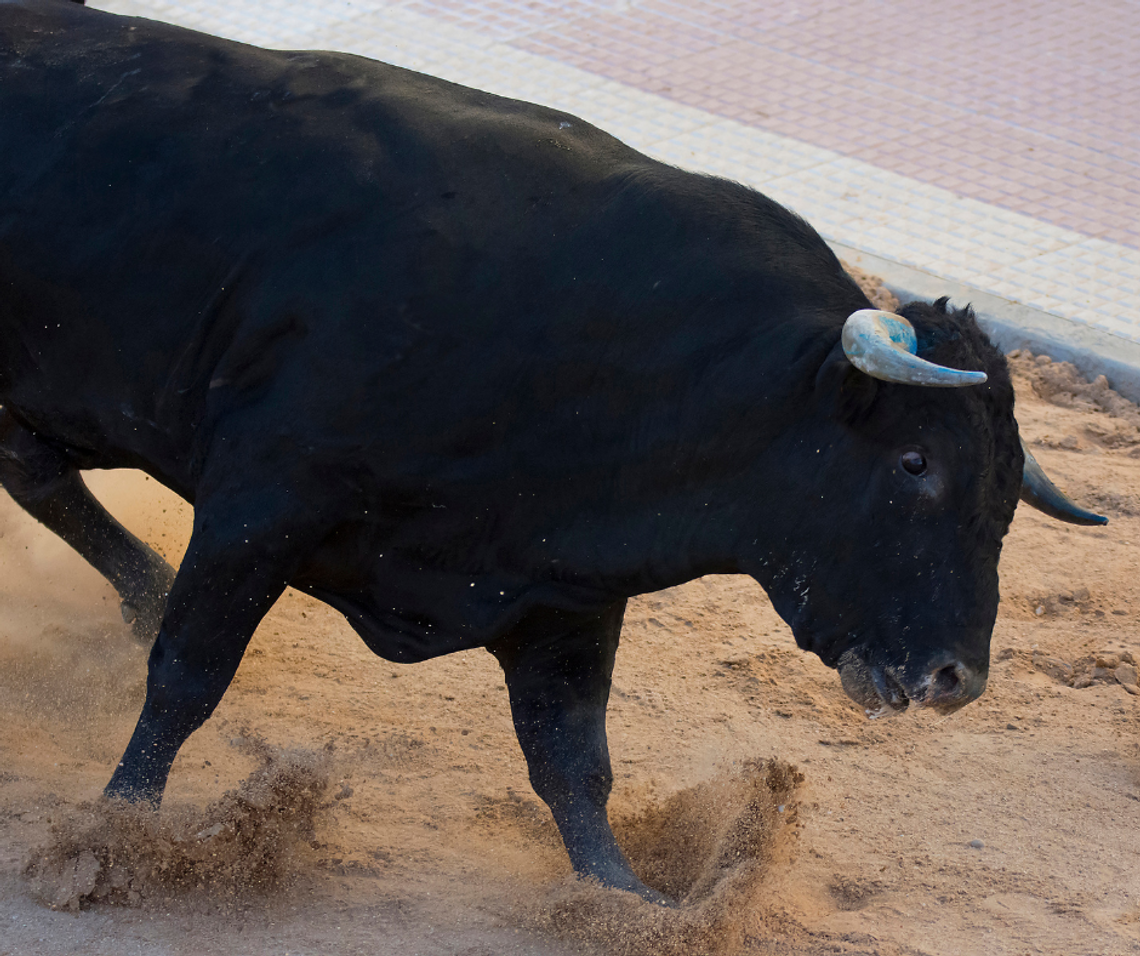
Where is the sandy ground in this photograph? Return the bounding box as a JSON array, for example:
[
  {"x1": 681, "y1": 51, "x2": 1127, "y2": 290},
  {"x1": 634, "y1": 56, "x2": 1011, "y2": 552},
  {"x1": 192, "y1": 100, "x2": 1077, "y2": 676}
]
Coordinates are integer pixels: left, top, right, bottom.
[{"x1": 0, "y1": 343, "x2": 1138, "y2": 955}]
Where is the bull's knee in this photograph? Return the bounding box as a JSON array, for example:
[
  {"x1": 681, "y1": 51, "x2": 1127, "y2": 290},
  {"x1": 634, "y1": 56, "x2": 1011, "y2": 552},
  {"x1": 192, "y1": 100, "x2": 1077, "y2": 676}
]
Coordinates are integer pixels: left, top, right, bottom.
[
  {"x1": 118, "y1": 557, "x2": 176, "y2": 645},
  {"x1": 0, "y1": 418, "x2": 69, "y2": 505}
]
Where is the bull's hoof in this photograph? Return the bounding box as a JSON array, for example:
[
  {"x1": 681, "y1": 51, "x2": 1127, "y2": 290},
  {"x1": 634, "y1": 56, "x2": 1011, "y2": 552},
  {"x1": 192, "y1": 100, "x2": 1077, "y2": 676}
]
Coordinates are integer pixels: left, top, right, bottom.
[
  {"x1": 119, "y1": 560, "x2": 176, "y2": 647},
  {"x1": 103, "y1": 771, "x2": 164, "y2": 808},
  {"x1": 632, "y1": 883, "x2": 674, "y2": 907},
  {"x1": 589, "y1": 870, "x2": 674, "y2": 906},
  {"x1": 120, "y1": 598, "x2": 164, "y2": 646},
  {"x1": 101, "y1": 787, "x2": 161, "y2": 810}
]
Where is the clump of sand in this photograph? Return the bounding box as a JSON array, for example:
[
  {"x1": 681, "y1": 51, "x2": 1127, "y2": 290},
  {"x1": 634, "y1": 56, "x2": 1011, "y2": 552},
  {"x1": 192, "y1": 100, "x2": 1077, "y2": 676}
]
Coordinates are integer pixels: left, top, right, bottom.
[
  {"x1": 1008, "y1": 350, "x2": 1140, "y2": 450},
  {"x1": 528, "y1": 759, "x2": 803, "y2": 956},
  {"x1": 1008, "y1": 350, "x2": 1140, "y2": 424},
  {"x1": 24, "y1": 742, "x2": 333, "y2": 911}
]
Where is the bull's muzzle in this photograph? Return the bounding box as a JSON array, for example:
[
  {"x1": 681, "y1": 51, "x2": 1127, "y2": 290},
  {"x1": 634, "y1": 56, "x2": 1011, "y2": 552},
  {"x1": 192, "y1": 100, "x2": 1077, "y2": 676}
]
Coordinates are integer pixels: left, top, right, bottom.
[{"x1": 837, "y1": 650, "x2": 987, "y2": 718}]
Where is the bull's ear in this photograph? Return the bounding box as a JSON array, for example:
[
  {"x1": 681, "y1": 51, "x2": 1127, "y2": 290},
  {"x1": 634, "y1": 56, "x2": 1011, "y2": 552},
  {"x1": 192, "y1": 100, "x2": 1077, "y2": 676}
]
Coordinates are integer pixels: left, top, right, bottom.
[{"x1": 815, "y1": 340, "x2": 878, "y2": 424}]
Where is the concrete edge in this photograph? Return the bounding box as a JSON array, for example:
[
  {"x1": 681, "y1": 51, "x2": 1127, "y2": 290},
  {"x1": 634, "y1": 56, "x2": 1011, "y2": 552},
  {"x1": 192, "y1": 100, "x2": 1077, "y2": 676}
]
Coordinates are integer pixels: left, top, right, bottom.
[{"x1": 828, "y1": 240, "x2": 1140, "y2": 405}]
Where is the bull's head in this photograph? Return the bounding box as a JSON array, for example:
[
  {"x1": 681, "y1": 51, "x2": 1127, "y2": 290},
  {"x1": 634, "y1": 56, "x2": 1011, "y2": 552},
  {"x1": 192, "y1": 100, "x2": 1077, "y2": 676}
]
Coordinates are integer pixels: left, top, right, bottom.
[
  {"x1": 753, "y1": 300, "x2": 1104, "y2": 719},
  {"x1": 843, "y1": 308, "x2": 1106, "y2": 528}
]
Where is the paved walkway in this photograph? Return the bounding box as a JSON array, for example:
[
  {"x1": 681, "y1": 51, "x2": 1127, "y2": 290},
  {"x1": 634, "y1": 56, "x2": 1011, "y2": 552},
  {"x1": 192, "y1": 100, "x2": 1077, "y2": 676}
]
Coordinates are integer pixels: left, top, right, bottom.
[{"x1": 95, "y1": 0, "x2": 1140, "y2": 346}]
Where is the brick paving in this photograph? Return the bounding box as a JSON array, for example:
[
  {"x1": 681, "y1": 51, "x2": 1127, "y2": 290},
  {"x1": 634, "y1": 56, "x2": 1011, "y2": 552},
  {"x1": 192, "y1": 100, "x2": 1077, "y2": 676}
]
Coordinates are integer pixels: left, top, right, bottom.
[{"x1": 409, "y1": 0, "x2": 1140, "y2": 250}]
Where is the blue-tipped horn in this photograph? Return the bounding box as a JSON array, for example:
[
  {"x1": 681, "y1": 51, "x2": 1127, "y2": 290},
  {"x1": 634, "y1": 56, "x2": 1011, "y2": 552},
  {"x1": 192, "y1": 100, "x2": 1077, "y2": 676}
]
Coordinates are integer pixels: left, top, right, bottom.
[
  {"x1": 1019, "y1": 438, "x2": 1107, "y2": 526},
  {"x1": 842, "y1": 310, "x2": 988, "y2": 388}
]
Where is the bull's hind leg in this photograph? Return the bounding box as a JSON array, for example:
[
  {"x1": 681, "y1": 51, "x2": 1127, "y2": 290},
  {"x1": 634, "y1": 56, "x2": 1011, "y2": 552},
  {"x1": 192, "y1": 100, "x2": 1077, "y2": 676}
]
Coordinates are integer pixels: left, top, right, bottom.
[
  {"x1": 489, "y1": 601, "x2": 666, "y2": 904},
  {"x1": 104, "y1": 486, "x2": 315, "y2": 803},
  {"x1": 0, "y1": 409, "x2": 176, "y2": 643}
]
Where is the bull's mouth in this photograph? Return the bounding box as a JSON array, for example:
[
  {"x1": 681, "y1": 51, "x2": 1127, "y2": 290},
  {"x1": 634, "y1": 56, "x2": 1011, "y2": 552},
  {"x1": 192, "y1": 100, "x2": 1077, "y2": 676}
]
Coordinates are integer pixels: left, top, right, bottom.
[{"x1": 837, "y1": 650, "x2": 910, "y2": 719}]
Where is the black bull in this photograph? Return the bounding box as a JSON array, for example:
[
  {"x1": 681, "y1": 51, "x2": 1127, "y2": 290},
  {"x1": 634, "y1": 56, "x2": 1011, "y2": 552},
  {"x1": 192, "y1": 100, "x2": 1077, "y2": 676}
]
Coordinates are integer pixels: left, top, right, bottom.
[{"x1": 0, "y1": 0, "x2": 1099, "y2": 902}]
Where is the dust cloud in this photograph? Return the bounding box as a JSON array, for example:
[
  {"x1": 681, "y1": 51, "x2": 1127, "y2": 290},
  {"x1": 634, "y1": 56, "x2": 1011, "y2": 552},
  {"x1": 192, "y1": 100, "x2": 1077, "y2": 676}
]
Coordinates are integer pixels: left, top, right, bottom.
[
  {"x1": 529, "y1": 760, "x2": 803, "y2": 956},
  {"x1": 24, "y1": 742, "x2": 333, "y2": 911}
]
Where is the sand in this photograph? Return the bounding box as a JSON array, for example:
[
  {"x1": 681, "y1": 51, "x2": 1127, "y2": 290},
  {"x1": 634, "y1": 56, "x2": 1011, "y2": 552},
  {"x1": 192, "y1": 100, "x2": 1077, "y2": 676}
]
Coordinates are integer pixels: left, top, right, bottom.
[{"x1": 0, "y1": 304, "x2": 1137, "y2": 954}]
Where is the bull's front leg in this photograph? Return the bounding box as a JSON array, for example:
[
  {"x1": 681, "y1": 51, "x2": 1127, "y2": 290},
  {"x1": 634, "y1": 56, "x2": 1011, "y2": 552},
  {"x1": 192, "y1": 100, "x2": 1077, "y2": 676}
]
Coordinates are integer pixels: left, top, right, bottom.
[
  {"x1": 489, "y1": 600, "x2": 667, "y2": 904},
  {"x1": 105, "y1": 486, "x2": 312, "y2": 803}
]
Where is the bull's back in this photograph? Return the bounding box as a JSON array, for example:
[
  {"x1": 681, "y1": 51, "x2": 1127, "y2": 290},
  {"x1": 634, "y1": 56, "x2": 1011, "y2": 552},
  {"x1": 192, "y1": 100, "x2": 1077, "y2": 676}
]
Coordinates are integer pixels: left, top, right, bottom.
[
  {"x1": 0, "y1": 0, "x2": 644, "y2": 483},
  {"x1": 0, "y1": 0, "x2": 857, "y2": 567}
]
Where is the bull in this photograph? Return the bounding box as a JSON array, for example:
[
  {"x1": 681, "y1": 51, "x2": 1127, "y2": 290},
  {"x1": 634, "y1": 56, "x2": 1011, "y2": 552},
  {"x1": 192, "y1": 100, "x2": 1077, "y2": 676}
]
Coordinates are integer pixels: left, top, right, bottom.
[{"x1": 0, "y1": 0, "x2": 1104, "y2": 903}]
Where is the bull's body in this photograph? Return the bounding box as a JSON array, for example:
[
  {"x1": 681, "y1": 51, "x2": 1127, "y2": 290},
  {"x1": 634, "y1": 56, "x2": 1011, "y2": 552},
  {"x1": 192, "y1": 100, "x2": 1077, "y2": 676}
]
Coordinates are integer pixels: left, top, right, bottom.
[
  {"x1": 2, "y1": 0, "x2": 866, "y2": 656},
  {"x1": 2, "y1": 0, "x2": 1026, "y2": 901}
]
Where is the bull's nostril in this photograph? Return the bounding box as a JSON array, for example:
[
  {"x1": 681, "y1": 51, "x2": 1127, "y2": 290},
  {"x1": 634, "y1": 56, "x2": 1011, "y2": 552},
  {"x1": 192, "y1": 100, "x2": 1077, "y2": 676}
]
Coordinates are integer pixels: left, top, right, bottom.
[
  {"x1": 917, "y1": 661, "x2": 986, "y2": 713},
  {"x1": 930, "y1": 665, "x2": 957, "y2": 697},
  {"x1": 931, "y1": 663, "x2": 963, "y2": 699}
]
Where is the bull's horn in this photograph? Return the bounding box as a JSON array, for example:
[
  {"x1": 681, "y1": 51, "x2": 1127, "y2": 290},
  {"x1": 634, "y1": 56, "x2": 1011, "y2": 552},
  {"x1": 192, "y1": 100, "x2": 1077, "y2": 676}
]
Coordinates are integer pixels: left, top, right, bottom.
[
  {"x1": 1019, "y1": 438, "x2": 1107, "y2": 526},
  {"x1": 842, "y1": 310, "x2": 988, "y2": 388}
]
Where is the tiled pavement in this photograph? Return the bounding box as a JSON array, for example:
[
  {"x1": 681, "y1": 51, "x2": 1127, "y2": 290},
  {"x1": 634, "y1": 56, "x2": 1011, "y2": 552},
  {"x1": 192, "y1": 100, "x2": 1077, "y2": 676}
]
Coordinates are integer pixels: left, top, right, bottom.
[{"x1": 93, "y1": 0, "x2": 1140, "y2": 349}]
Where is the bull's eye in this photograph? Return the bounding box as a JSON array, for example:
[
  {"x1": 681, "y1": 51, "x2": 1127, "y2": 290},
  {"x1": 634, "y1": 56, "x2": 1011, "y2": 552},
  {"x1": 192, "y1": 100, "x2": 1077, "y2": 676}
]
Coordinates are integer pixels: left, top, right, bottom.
[{"x1": 900, "y1": 450, "x2": 927, "y2": 476}]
